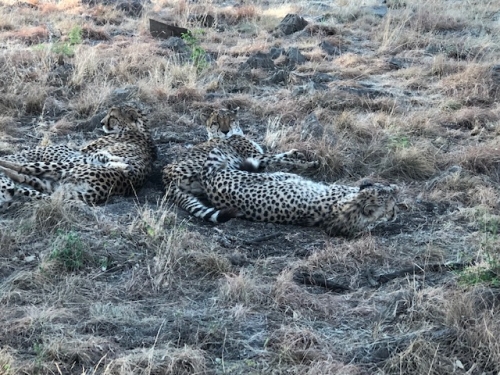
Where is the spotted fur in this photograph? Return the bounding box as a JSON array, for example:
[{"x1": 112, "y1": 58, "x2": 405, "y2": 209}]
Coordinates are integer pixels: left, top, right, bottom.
[
  {"x1": 0, "y1": 105, "x2": 156, "y2": 209},
  {"x1": 200, "y1": 147, "x2": 399, "y2": 236},
  {"x1": 162, "y1": 108, "x2": 319, "y2": 223}
]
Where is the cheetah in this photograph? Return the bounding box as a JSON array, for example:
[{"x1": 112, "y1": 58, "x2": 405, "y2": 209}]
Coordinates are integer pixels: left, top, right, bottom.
[
  {"x1": 0, "y1": 175, "x2": 47, "y2": 211},
  {"x1": 0, "y1": 105, "x2": 156, "y2": 208},
  {"x1": 200, "y1": 147, "x2": 399, "y2": 236},
  {"x1": 162, "y1": 108, "x2": 319, "y2": 223}
]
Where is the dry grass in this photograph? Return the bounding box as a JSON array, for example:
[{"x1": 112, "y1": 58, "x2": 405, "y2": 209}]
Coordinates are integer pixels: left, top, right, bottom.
[{"x1": 1, "y1": 0, "x2": 500, "y2": 373}]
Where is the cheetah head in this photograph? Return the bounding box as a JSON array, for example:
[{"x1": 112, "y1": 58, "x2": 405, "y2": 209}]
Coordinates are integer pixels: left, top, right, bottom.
[
  {"x1": 101, "y1": 105, "x2": 147, "y2": 134},
  {"x1": 205, "y1": 107, "x2": 243, "y2": 140},
  {"x1": 357, "y1": 182, "x2": 400, "y2": 226}
]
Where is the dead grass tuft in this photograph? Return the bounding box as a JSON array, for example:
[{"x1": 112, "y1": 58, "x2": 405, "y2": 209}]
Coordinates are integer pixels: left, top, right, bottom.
[
  {"x1": 440, "y1": 64, "x2": 495, "y2": 104},
  {"x1": 104, "y1": 345, "x2": 207, "y2": 375},
  {"x1": 19, "y1": 196, "x2": 93, "y2": 233},
  {"x1": 192, "y1": 252, "x2": 232, "y2": 278},
  {"x1": 451, "y1": 141, "x2": 500, "y2": 180},
  {"x1": 82, "y1": 24, "x2": 110, "y2": 41},
  {"x1": 218, "y1": 270, "x2": 266, "y2": 305},
  {"x1": 382, "y1": 337, "x2": 455, "y2": 375},
  {"x1": 407, "y1": 8, "x2": 466, "y2": 33},
  {"x1": 432, "y1": 289, "x2": 500, "y2": 374},
  {"x1": 0, "y1": 347, "x2": 14, "y2": 373},
  {"x1": 3, "y1": 26, "x2": 49, "y2": 44},
  {"x1": 268, "y1": 325, "x2": 325, "y2": 365},
  {"x1": 426, "y1": 168, "x2": 498, "y2": 207},
  {"x1": 299, "y1": 359, "x2": 362, "y2": 375},
  {"x1": 43, "y1": 336, "x2": 113, "y2": 371},
  {"x1": 219, "y1": 5, "x2": 260, "y2": 25},
  {"x1": 438, "y1": 107, "x2": 498, "y2": 130},
  {"x1": 380, "y1": 144, "x2": 438, "y2": 180}
]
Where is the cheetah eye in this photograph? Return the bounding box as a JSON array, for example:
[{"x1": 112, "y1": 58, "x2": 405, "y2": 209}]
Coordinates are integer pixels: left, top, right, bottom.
[{"x1": 103, "y1": 117, "x2": 120, "y2": 133}]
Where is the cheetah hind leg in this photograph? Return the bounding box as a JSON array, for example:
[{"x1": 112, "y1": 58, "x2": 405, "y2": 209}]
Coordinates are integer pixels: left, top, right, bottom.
[
  {"x1": 0, "y1": 159, "x2": 70, "y2": 180},
  {"x1": 240, "y1": 149, "x2": 319, "y2": 173},
  {"x1": 166, "y1": 184, "x2": 238, "y2": 223},
  {"x1": 0, "y1": 166, "x2": 58, "y2": 193},
  {"x1": 0, "y1": 176, "x2": 49, "y2": 212}
]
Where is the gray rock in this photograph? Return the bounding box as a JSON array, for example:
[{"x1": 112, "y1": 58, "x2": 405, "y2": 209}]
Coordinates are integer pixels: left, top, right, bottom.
[
  {"x1": 278, "y1": 14, "x2": 308, "y2": 35},
  {"x1": 159, "y1": 37, "x2": 189, "y2": 53},
  {"x1": 42, "y1": 97, "x2": 67, "y2": 118},
  {"x1": 319, "y1": 41, "x2": 341, "y2": 56},
  {"x1": 116, "y1": 0, "x2": 144, "y2": 17},
  {"x1": 47, "y1": 63, "x2": 74, "y2": 86},
  {"x1": 269, "y1": 47, "x2": 285, "y2": 59},
  {"x1": 75, "y1": 111, "x2": 107, "y2": 132},
  {"x1": 491, "y1": 64, "x2": 500, "y2": 86},
  {"x1": 81, "y1": 0, "x2": 146, "y2": 17},
  {"x1": 312, "y1": 73, "x2": 337, "y2": 83},
  {"x1": 265, "y1": 70, "x2": 288, "y2": 85},
  {"x1": 388, "y1": 57, "x2": 405, "y2": 70},
  {"x1": 338, "y1": 85, "x2": 392, "y2": 99},
  {"x1": 241, "y1": 52, "x2": 275, "y2": 70},
  {"x1": 109, "y1": 86, "x2": 139, "y2": 104},
  {"x1": 301, "y1": 113, "x2": 323, "y2": 140},
  {"x1": 293, "y1": 81, "x2": 328, "y2": 96},
  {"x1": 286, "y1": 47, "x2": 307, "y2": 65},
  {"x1": 362, "y1": 5, "x2": 388, "y2": 17}
]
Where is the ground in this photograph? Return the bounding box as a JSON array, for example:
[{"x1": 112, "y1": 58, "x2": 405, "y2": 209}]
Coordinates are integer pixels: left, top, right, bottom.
[{"x1": 1, "y1": 0, "x2": 500, "y2": 374}]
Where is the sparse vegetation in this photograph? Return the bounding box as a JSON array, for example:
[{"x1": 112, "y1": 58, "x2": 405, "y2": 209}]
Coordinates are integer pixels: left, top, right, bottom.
[
  {"x1": 48, "y1": 230, "x2": 85, "y2": 272},
  {"x1": 1, "y1": 0, "x2": 500, "y2": 373},
  {"x1": 182, "y1": 30, "x2": 210, "y2": 71}
]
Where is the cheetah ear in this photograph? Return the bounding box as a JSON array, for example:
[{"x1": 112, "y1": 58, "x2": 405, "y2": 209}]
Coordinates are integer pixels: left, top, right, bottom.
[
  {"x1": 359, "y1": 182, "x2": 373, "y2": 191},
  {"x1": 202, "y1": 108, "x2": 215, "y2": 122},
  {"x1": 126, "y1": 108, "x2": 139, "y2": 121},
  {"x1": 362, "y1": 204, "x2": 378, "y2": 216}
]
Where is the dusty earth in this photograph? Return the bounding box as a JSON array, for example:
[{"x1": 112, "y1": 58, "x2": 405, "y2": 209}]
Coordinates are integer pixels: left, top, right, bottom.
[{"x1": 1, "y1": 0, "x2": 500, "y2": 374}]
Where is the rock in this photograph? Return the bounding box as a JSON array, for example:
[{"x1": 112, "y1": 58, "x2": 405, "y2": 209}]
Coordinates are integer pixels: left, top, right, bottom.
[
  {"x1": 301, "y1": 113, "x2": 336, "y2": 145},
  {"x1": 312, "y1": 73, "x2": 337, "y2": 83},
  {"x1": 241, "y1": 52, "x2": 275, "y2": 70},
  {"x1": 301, "y1": 113, "x2": 323, "y2": 139},
  {"x1": 319, "y1": 41, "x2": 341, "y2": 56},
  {"x1": 188, "y1": 14, "x2": 215, "y2": 28},
  {"x1": 158, "y1": 37, "x2": 190, "y2": 54},
  {"x1": 338, "y1": 85, "x2": 392, "y2": 99},
  {"x1": 109, "y1": 86, "x2": 139, "y2": 104},
  {"x1": 492, "y1": 64, "x2": 500, "y2": 86},
  {"x1": 293, "y1": 81, "x2": 328, "y2": 96},
  {"x1": 150, "y1": 19, "x2": 189, "y2": 39},
  {"x1": 116, "y1": 0, "x2": 143, "y2": 17},
  {"x1": 278, "y1": 14, "x2": 308, "y2": 35},
  {"x1": 269, "y1": 47, "x2": 285, "y2": 59},
  {"x1": 286, "y1": 47, "x2": 307, "y2": 65},
  {"x1": 47, "y1": 63, "x2": 74, "y2": 86},
  {"x1": 81, "y1": 0, "x2": 145, "y2": 17},
  {"x1": 75, "y1": 111, "x2": 107, "y2": 132},
  {"x1": 42, "y1": 97, "x2": 67, "y2": 118},
  {"x1": 387, "y1": 57, "x2": 405, "y2": 70},
  {"x1": 362, "y1": 5, "x2": 388, "y2": 17},
  {"x1": 265, "y1": 70, "x2": 288, "y2": 85}
]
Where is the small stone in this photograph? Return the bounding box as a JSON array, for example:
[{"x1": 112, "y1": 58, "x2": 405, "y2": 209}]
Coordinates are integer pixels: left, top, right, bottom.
[
  {"x1": 241, "y1": 52, "x2": 275, "y2": 70},
  {"x1": 278, "y1": 14, "x2": 308, "y2": 35},
  {"x1": 319, "y1": 41, "x2": 341, "y2": 56},
  {"x1": 286, "y1": 47, "x2": 307, "y2": 65}
]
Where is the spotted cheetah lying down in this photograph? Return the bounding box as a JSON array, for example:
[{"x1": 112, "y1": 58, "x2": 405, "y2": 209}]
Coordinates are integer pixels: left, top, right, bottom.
[
  {"x1": 162, "y1": 108, "x2": 319, "y2": 223},
  {"x1": 200, "y1": 147, "x2": 399, "y2": 236},
  {"x1": 0, "y1": 105, "x2": 156, "y2": 210}
]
